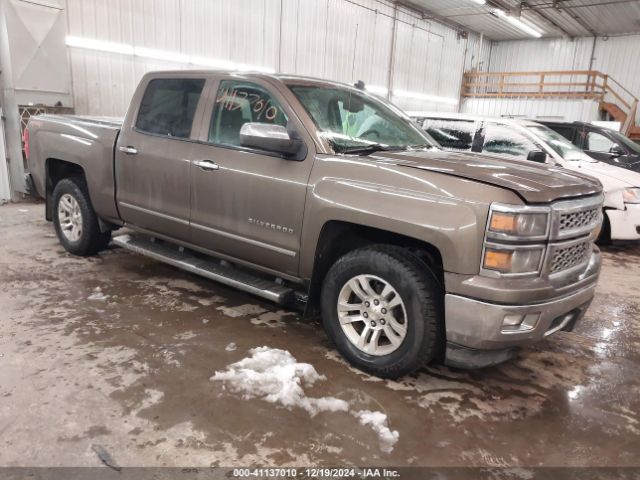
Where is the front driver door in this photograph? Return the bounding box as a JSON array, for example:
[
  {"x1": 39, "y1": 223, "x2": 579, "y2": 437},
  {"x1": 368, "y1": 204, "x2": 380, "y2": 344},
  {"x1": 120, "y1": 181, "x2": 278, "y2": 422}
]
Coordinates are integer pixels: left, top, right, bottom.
[{"x1": 188, "y1": 77, "x2": 314, "y2": 277}]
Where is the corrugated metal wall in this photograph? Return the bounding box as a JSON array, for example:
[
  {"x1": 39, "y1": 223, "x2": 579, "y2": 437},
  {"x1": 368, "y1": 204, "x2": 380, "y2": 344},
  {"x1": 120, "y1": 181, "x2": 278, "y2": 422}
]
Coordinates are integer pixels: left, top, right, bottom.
[
  {"x1": 592, "y1": 35, "x2": 640, "y2": 113},
  {"x1": 461, "y1": 98, "x2": 599, "y2": 121},
  {"x1": 64, "y1": 0, "x2": 480, "y2": 116},
  {"x1": 488, "y1": 37, "x2": 594, "y2": 72}
]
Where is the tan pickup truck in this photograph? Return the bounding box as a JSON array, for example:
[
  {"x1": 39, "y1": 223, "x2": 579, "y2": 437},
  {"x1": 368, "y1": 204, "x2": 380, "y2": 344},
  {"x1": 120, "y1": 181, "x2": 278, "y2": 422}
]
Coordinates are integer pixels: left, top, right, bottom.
[{"x1": 24, "y1": 71, "x2": 604, "y2": 378}]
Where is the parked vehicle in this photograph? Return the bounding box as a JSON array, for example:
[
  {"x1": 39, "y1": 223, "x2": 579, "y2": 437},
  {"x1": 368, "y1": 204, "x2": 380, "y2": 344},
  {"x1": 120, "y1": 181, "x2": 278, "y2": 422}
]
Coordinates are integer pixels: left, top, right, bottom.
[
  {"x1": 416, "y1": 113, "x2": 640, "y2": 243},
  {"x1": 25, "y1": 72, "x2": 603, "y2": 377},
  {"x1": 539, "y1": 121, "x2": 640, "y2": 172}
]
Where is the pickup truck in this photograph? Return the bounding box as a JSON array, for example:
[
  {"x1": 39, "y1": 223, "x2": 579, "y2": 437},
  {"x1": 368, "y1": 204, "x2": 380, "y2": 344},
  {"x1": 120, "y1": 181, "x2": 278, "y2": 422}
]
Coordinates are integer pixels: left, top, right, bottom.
[{"x1": 25, "y1": 71, "x2": 604, "y2": 378}]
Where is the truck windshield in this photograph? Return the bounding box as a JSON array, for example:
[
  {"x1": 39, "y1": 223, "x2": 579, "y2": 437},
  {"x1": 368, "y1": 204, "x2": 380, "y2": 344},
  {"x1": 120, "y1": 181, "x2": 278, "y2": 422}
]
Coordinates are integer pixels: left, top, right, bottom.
[
  {"x1": 287, "y1": 84, "x2": 436, "y2": 153},
  {"x1": 528, "y1": 125, "x2": 596, "y2": 163}
]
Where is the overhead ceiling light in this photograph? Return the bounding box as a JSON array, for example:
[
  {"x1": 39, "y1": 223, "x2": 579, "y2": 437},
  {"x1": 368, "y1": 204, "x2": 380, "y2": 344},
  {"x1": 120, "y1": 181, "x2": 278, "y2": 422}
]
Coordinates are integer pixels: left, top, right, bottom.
[
  {"x1": 494, "y1": 9, "x2": 543, "y2": 37},
  {"x1": 65, "y1": 36, "x2": 275, "y2": 73},
  {"x1": 468, "y1": 0, "x2": 486, "y2": 4},
  {"x1": 66, "y1": 36, "x2": 134, "y2": 55}
]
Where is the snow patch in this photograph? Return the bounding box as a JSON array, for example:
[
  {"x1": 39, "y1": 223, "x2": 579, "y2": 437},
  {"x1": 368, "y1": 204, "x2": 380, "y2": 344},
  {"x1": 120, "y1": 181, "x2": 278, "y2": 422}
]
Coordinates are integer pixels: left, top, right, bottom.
[
  {"x1": 175, "y1": 331, "x2": 197, "y2": 341},
  {"x1": 211, "y1": 347, "x2": 399, "y2": 452},
  {"x1": 250, "y1": 310, "x2": 293, "y2": 328},
  {"x1": 196, "y1": 295, "x2": 225, "y2": 306},
  {"x1": 88, "y1": 287, "x2": 108, "y2": 301},
  {"x1": 217, "y1": 304, "x2": 267, "y2": 318},
  {"x1": 211, "y1": 347, "x2": 348, "y2": 417},
  {"x1": 353, "y1": 410, "x2": 399, "y2": 453},
  {"x1": 225, "y1": 342, "x2": 237, "y2": 352}
]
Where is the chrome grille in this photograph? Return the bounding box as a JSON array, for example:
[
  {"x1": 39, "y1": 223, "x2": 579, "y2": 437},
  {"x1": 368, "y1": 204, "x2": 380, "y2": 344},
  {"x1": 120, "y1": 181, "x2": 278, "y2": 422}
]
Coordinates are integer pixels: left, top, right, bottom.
[
  {"x1": 559, "y1": 208, "x2": 600, "y2": 233},
  {"x1": 551, "y1": 242, "x2": 591, "y2": 273}
]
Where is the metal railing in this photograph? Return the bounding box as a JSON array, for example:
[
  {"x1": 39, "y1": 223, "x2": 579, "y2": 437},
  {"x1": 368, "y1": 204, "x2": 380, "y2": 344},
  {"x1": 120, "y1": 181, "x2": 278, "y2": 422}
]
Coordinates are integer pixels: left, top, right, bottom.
[{"x1": 462, "y1": 70, "x2": 639, "y2": 135}]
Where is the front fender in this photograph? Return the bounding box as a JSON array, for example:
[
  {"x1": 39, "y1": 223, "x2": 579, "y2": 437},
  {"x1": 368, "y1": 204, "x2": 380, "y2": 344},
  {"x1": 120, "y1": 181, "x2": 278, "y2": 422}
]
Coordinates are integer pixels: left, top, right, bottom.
[{"x1": 300, "y1": 175, "x2": 489, "y2": 276}]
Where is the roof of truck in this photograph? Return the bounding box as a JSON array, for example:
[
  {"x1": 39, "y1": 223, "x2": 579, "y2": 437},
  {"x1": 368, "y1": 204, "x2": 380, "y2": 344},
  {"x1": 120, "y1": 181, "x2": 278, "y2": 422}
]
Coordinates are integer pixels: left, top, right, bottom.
[{"x1": 145, "y1": 69, "x2": 359, "y2": 86}]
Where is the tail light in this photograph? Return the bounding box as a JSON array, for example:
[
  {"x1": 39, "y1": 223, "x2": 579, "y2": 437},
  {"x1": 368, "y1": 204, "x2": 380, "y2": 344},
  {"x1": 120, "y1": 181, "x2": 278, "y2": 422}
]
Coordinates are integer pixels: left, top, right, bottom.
[{"x1": 22, "y1": 128, "x2": 30, "y2": 162}]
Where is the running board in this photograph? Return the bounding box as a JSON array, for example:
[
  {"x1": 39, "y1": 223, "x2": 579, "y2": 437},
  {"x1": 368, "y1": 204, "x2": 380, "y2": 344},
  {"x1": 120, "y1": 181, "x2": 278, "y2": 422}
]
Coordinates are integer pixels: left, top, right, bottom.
[{"x1": 112, "y1": 234, "x2": 295, "y2": 305}]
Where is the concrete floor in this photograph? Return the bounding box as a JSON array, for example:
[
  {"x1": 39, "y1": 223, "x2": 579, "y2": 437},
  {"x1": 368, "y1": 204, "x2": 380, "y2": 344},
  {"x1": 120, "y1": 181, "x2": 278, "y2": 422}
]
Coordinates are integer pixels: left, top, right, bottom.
[{"x1": 1, "y1": 201, "x2": 639, "y2": 468}]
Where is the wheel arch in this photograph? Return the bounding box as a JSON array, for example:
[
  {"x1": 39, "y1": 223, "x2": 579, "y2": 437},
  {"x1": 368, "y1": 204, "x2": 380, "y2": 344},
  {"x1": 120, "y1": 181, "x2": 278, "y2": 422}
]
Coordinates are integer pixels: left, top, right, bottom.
[
  {"x1": 303, "y1": 220, "x2": 444, "y2": 319},
  {"x1": 45, "y1": 158, "x2": 86, "y2": 221}
]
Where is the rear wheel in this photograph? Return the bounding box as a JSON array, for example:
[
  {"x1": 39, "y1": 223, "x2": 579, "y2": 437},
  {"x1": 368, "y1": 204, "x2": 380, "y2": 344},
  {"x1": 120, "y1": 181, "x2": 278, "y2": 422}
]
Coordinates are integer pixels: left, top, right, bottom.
[
  {"x1": 321, "y1": 245, "x2": 443, "y2": 379},
  {"x1": 52, "y1": 178, "x2": 111, "y2": 256}
]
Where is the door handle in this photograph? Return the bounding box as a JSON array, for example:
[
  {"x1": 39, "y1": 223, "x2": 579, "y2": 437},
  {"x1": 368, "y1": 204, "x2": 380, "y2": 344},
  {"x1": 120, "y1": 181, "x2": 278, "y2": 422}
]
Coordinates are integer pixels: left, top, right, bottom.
[
  {"x1": 193, "y1": 160, "x2": 219, "y2": 171},
  {"x1": 119, "y1": 146, "x2": 138, "y2": 155}
]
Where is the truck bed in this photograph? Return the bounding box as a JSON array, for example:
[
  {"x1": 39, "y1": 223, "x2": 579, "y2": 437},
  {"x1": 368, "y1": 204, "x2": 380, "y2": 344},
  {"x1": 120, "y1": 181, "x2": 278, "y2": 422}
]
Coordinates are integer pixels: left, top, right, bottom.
[{"x1": 27, "y1": 114, "x2": 124, "y2": 224}]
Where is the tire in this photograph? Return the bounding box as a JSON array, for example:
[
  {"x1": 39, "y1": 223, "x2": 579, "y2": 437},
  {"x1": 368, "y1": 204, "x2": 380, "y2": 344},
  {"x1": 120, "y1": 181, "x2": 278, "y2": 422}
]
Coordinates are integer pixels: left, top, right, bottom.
[
  {"x1": 52, "y1": 177, "x2": 111, "y2": 256},
  {"x1": 320, "y1": 245, "x2": 443, "y2": 379}
]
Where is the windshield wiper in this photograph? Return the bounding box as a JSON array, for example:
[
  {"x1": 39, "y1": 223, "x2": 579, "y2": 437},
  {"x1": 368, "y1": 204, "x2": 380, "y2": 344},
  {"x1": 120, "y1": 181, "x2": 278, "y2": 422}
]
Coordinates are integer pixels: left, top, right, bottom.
[{"x1": 338, "y1": 144, "x2": 404, "y2": 155}]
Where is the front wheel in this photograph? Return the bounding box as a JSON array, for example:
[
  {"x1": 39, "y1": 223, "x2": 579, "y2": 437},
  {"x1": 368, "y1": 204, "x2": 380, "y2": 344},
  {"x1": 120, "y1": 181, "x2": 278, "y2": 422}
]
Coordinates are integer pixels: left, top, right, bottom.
[
  {"x1": 52, "y1": 177, "x2": 111, "y2": 256},
  {"x1": 320, "y1": 246, "x2": 443, "y2": 379}
]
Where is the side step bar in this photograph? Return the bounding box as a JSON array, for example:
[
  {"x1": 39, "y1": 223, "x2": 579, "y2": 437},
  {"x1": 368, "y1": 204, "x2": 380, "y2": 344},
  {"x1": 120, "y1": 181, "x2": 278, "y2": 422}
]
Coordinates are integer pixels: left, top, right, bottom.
[{"x1": 112, "y1": 234, "x2": 295, "y2": 305}]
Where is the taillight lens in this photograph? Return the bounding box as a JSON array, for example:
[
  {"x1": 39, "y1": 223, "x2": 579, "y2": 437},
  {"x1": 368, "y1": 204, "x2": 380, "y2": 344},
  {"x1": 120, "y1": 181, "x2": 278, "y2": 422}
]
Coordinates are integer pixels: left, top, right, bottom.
[{"x1": 23, "y1": 128, "x2": 30, "y2": 161}]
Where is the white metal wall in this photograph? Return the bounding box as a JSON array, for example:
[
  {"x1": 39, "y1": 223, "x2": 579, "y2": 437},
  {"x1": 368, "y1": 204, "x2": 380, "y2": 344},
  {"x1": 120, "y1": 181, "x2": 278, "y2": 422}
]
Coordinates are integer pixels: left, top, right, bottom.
[
  {"x1": 64, "y1": 0, "x2": 479, "y2": 116},
  {"x1": 487, "y1": 37, "x2": 594, "y2": 72},
  {"x1": 461, "y1": 98, "x2": 600, "y2": 122}
]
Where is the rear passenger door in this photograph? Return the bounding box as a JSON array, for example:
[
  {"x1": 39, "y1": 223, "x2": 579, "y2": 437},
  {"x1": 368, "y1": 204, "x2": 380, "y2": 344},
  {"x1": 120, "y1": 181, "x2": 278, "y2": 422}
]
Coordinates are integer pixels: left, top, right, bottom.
[{"x1": 115, "y1": 76, "x2": 208, "y2": 242}]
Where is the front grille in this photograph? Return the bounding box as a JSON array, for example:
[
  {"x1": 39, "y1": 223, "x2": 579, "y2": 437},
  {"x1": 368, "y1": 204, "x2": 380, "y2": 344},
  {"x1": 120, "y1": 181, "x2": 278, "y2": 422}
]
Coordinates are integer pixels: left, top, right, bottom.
[
  {"x1": 551, "y1": 241, "x2": 591, "y2": 273},
  {"x1": 559, "y1": 207, "x2": 600, "y2": 234}
]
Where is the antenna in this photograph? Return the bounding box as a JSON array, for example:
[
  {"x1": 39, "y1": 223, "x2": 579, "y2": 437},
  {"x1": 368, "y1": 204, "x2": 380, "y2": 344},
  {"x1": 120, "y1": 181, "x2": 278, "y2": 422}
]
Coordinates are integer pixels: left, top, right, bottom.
[{"x1": 350, "y1": 23, "x2": 359, "y2": 84}]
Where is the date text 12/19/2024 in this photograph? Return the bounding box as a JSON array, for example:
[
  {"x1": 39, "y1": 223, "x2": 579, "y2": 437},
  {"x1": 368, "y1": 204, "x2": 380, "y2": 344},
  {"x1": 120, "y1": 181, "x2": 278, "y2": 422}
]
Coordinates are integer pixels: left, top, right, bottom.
[{"x1": 232, "y1": 468, "x2": 401, "y2": 478}]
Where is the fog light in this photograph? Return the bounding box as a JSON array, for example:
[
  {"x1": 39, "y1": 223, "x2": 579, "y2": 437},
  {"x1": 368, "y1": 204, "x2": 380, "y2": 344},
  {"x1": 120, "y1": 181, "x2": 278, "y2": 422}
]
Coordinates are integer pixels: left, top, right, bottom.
[
  {"x1": 503, "y1": 314, "x2": 524, "y2": 326},
  {"x1": 502, "y1": 312, "x2": 540, "y2": 332},
  {"x1": 522, "y1": 313, "x2": 540, "y2": 329}
]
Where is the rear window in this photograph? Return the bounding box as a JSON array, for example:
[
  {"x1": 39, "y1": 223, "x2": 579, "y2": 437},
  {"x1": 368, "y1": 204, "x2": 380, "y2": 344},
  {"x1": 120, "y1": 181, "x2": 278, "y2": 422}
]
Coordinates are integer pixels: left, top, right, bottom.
[
  {"x1": 421, "y1": 118, "x2": 475, "y2": 151},
  {"x1": 135, "y1": 78, "x2": 205, "y2": 138}
]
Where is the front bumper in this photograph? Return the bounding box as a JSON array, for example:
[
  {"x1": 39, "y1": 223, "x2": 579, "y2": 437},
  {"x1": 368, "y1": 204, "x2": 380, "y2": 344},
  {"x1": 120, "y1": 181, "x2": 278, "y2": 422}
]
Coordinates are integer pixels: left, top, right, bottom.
[
  {"x1": 443, "y1": 251, "x2": 600, "y2": 369},
  {"x1": 607, "y1": 204, "x2": 640, "y2": 240}
]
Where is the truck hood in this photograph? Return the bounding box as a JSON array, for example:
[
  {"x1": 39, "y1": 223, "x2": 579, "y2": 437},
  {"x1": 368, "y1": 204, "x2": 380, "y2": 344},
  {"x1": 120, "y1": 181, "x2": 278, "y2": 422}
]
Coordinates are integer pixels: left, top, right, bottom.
[
  {"x1": 365, "y1": 149, "x2": 602, "y2": 204},
  {"x1": 562, "y1": 159, "x2": 640, "y2": 191}
]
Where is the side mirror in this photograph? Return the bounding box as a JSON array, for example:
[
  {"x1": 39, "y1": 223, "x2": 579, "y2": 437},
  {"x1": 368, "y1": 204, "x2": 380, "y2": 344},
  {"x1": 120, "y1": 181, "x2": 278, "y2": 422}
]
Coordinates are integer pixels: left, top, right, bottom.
[
  {"x1": 239, "y1": 123, "x2": 305, "y2": 158},
  {"x1": 527, "y1": 150, "x2": 547, "y2": 163},
  {"x1": 610, "y1": 144, "x2": 624, "y2": 157}
]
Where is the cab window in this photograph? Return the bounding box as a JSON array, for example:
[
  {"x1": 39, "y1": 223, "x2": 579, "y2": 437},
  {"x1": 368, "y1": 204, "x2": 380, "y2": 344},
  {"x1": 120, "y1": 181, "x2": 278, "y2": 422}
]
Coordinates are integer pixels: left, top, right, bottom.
[
  {"x1": 481, "y1": 123, "x2": 538, "y2": 160},
  {"x1": 209, "y1": 80, "x2": 288, "y2": 147},
  {"x1": 135, "y1": 78, "x2": 205, "y2": 138},
  {"x1": 422, "y1": 118, "x2": 475, "y2": 151}
]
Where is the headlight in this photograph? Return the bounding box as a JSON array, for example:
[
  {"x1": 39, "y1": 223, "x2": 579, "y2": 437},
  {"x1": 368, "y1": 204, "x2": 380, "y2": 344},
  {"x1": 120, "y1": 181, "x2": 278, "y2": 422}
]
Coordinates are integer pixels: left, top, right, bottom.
[
  {"x1": 483, "y1": 245, "x2": 545, "y2": 275},
  {"x1": 622, "y1": 188, "x2": 640, "y2": 204},
  {"x1": 487, "y1": 206, "x2": 549, "y2": 239}
]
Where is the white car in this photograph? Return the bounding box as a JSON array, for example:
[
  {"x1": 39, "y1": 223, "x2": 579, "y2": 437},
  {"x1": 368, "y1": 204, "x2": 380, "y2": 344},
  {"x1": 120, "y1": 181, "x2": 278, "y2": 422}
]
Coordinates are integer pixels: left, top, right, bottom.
[{"x1": 411, "y1": 112, "x2": 640, "y2": 242}]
